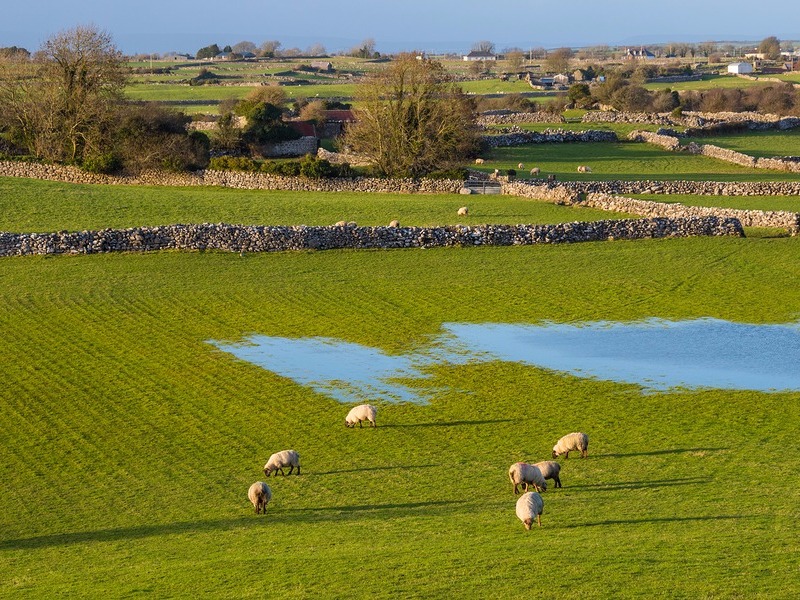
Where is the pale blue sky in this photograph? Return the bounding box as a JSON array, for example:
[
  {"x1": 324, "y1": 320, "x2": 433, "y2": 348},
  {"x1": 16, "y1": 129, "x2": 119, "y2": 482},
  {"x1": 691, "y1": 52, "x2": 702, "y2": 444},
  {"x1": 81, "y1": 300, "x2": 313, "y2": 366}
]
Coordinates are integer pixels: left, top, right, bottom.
[{"x1": 2, "y1": 0, "x2": 797, "y2": 55}]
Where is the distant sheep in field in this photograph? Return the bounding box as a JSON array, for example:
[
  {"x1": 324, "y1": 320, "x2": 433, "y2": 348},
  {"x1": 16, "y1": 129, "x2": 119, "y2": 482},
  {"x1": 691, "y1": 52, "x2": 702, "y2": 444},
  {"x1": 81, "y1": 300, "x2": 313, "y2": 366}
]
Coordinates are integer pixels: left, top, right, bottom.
[
  {"x1": 517, "y1": 163, "x2": 524, "y2": 169},
  {"x1": 509, "y1": 462, "x2": 547, "y2": 494},
  {"x1": 264, "y1": 449, "x2": 301, "y2": 476},
  {"x1": 516, "y1": 491, "x2": 544, "y2": 529},
  {"x1": 529, "y1": 167, "x2": 540, "y2": 176},
  {"x1": 248, "y1": 481, "x2": 272, "y2": 514},
  {"x1": 334, "y1": 220, "x2": 347, "y2": 226},
  {"x1": 389, "y1": 219, "x2": 400, "y2": 227},
  {"x1": 533, "y1": 460, "x2": 562, "y2": 488},
  {"x1": 345, "y1": 404, "x2": 377, "y2": 428},
  {"x1": 552, "y1": 432, "x2": 589, "y2": 459},
  {"x1": 489, "y1": 169, "x2": 499, "y2": 180},
  {"x1": 457, "y1": 206, "x2": 469, "y2": 216},
  {"x1": 475, "y1": 158, "x2": 485, "y2": 165},
  {"x1": 577, "y1": 165, "x2": 592, "y2": 173}
]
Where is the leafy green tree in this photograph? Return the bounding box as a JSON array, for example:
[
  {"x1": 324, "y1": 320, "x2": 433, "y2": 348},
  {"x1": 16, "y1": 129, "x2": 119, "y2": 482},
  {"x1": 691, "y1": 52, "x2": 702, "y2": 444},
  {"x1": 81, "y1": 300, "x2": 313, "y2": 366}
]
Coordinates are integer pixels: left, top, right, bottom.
[
  {"x1": 758, "y1": 36, "x2": 782, "y2": 60},
  {"x1": 567, "y1": 83, "x2": 593, "y2": 108},
  {"x1": 196, "y1": 44, "x2": 221, "y2": 59},
  {"x1": 342, "y1": 54, "x2": 479, "y2": 177}
]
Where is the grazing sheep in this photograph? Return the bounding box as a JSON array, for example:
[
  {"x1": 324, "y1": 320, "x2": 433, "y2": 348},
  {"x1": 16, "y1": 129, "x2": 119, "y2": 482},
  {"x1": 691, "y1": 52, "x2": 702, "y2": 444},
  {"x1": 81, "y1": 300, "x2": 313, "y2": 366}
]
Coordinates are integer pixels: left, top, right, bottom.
[
  {"x1": 577, "y1": 165, "x2": 592, "y2": 173},
  {"x1": 474, "y1": 158, "x2": 485, "y2": 165},
  {"x1": 264, "y1": 449, "x2": 301, "y2": 476},
  {"x1": 248, "y1": 481, "x2": 272, "y2": 514},
  {"x1": 516, "y1": 491, "x2": 544, "y2": 529},
  {"x1": 529, "y1": 167, "x2": 540, "y2": 176},
  {"x1": 509, "y1": 462, "x2": 547, "y2": 494},
  {"x1": 389, "y1": 219, "x2": 400, "y2": 227},
  {"x1": 489, "y1": 168, "x2": 499, "y2": 180},
  {"x1": 552, "y1": 432, "x2": 589, "y2": 459},
  {"x1": 345, "y1": 404, "x2": 377, "y2": 428},
  {"x1": 517, "y1": 162, "x2": 524, "y2": 169},
  {"x1": 457, "y1": 206, "x2": 469, "y2": 216},
  {"x1": 533, "y1": 460, "x2": 562, "y2": 488},
  {"x1": 334, "y1": 220, "x2": 347, "y2": 226}
]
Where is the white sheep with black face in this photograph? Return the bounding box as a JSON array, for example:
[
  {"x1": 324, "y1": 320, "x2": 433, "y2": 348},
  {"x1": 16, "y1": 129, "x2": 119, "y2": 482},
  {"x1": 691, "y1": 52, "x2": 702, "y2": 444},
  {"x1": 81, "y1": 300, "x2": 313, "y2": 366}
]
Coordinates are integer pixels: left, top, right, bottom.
[
  {"x1": 248, "y1": 481, "x2": 272, "y2": 514},
  {"x1": 345, "y1": 404, "x2": 377, "y2": 428},
  {"x1": 509, "y1": 462, "x2": 547, "y2": 494},
  {"x1": 264, "y1": 449, "x2": 301, "y2": 476},
  {"x1": 552, "y1": 432, "x2": 589, "y2": 459},
  {"x1": 516, "y1": 491, "x2": 544, "y2": 529}
]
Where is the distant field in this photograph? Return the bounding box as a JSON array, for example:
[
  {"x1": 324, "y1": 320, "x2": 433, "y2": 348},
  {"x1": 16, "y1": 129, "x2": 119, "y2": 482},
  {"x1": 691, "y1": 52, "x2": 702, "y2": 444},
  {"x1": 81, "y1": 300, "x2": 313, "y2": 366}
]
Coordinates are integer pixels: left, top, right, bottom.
[
  {"x1": 633, "y1": 193, "x2": 800, "y2": 212},
  {"x1": 477, "y1": 139, "x2": 800, "y2": 181},
  {"x1": 683, "y1": 129, "x2": 800, "y2": 158},
  {"x1": 489, "y1": 122, "x2": 671, "y2": 137},
  {"x1": 125, "y1": 82, "x2": 360, "y2": 103},
  {"x1": 644, "y1": 74, "x2": 777, "y2": 91},
  {"x1": 0, "y1": 177, "x2": 632, "y2": 234}
]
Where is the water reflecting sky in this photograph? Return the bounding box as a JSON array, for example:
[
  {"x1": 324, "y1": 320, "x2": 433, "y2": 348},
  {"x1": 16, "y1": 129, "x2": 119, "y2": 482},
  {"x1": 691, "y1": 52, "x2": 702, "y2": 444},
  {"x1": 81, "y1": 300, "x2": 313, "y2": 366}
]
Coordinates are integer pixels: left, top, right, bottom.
[{"x1": 210, "y1": 318, "x2": 800, "y2": 404}]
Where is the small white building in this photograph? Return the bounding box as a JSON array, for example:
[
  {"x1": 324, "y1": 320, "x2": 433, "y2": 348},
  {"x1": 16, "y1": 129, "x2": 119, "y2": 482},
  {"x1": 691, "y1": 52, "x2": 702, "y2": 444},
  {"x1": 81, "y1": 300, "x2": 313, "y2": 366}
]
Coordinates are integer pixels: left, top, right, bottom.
[
  {"x1": 463, "y1": 51, "x2": 497, "y2": 62},
  {"x1": 727, "y1": 62, "x2": 754, "y2": 74}
]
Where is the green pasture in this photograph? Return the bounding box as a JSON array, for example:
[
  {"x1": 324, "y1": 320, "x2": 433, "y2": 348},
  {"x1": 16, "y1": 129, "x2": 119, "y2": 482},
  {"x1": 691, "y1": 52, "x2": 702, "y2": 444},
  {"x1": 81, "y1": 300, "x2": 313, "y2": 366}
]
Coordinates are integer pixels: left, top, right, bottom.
[
  {"x1": 0, "y1": 177, "x2": 632, "y2": 234},
  {"x1": 2, "y1": 232, "x2": 800, "y2": 597},
  {"x1": 644, "y1": 74, "x2": 777, "y2": 91},
  {"x1": 683, "y1": 129, "x2": 800, "y2": 158},
  {"x1": 478, "y1": 140, "x2": 800, "y2": 181},
  {"x1": 459, "y1": 79, "x2": 555, "y2": 95},
  {"x1": 488, "y1": 122, "x2": 670, "y2": 137},
  {"x1": 125, "y1": 82, "x2": 359, "y2": 103},
  {"x1": 634, "y1": 193, "x2": 800, "y2": 213}
]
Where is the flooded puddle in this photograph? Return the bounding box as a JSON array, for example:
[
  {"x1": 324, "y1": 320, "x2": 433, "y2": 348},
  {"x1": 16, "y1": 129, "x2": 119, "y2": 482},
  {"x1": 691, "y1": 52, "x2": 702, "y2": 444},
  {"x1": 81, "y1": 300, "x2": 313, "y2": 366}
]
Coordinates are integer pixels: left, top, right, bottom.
[{"x1": 210, "y1": 318, "x2": 800, "y2": 404}]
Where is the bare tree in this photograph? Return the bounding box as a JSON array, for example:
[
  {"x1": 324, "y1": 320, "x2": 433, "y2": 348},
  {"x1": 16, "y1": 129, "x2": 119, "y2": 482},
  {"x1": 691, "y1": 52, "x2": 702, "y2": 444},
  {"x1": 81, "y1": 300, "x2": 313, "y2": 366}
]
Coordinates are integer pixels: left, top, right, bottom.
[
  {"x1": 472, "y1": 40, "x2": 495, "y2": 54},
  {"x1": 545, "y1": 47, "x2": 573, "y2": 74},
  {"x1": 343, "y1": 54, "x2": 478, "y2": 177},
  {"x1": 505, "y1": 49, "x2": 525, "y2": 72},
  {"x1": 758, "y1": 36, "x2": 782, "y2": 60},
  {"x1": 232, "y1": 41, "x2": 257, "y2": 55},
  {"x1": 259, "y1": 40, "x2": 281, "y2": 57},
  {"x1": 307, "y1": 43, "x2": 327, "y2": 57},
  {"x1": 0, "y1": 25, "x2": 126, "y2": 163}
]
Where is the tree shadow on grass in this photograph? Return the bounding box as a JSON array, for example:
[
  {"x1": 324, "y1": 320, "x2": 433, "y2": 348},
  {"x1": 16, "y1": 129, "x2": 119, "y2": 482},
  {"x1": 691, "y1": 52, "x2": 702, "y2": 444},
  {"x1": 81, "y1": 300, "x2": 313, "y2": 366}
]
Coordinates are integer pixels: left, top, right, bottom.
[
  {"x1": 593, "y1": 447, "x2": 728, "y2": 459},
  {"x1": 566, "y1": 477, "x2": 708, "y2": 492},
  {"x1": 315, "y1": 464, "x2": 439, "y2": 476},
  {"x1": 560, "y1": 514, "x2": 747, "y2": 529},
  {"x1": 0, "y1": 501, "x2": 459, "y2": 551},
  {"x1": 381, "y1": 418, "x2": 514, "y2": 429}
]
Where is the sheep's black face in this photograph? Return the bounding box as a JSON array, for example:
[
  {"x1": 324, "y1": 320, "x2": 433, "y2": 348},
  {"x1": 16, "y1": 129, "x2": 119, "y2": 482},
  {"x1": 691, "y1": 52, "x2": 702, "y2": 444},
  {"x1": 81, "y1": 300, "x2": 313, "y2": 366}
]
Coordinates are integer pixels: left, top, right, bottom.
[{"x1": 552, "y1": 450, "x2": 558, "y2": 459}]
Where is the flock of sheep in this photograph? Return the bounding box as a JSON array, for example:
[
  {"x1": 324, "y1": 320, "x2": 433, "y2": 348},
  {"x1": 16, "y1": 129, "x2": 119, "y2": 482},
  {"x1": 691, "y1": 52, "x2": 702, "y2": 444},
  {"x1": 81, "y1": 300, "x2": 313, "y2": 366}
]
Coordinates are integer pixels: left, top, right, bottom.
[
  {"x1": 475, "y1": 159, "x2": 592, "y2": 177},
  {"x1": 247, "y1": 403, "x2": 588, "y2": 531}
]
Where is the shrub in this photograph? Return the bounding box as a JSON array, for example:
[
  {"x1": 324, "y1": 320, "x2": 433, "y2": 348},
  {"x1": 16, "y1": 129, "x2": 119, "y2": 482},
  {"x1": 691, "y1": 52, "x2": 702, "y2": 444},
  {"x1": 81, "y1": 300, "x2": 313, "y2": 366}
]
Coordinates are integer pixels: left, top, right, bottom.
[
  {"x1": 208, "y1": 156, "x2": 258, "y2": 171},
  {"x1": 299, "y1": 154, "x2": 335, "y2": 178},
  {"x1": 426, "y1": 168, "x2": 468, "y2": 180},
  {"x1": 81, "y1": 153, "x2": 122, "y2": 174}
]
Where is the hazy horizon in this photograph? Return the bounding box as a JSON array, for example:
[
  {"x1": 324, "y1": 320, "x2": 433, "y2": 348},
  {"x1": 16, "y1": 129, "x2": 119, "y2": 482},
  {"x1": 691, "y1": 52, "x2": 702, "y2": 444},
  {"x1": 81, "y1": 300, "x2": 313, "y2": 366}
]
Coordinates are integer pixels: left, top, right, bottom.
[{"x1": 2, "y1": 0, "x2": 798, "y2": 56}]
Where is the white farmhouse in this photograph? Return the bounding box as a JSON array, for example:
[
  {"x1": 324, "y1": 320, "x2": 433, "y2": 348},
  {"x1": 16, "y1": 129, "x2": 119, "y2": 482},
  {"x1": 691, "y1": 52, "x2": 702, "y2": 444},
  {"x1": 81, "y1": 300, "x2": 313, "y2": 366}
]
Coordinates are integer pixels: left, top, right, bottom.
[{"x1": 727, "y1": 62, "x2": 754, "y2": 74}]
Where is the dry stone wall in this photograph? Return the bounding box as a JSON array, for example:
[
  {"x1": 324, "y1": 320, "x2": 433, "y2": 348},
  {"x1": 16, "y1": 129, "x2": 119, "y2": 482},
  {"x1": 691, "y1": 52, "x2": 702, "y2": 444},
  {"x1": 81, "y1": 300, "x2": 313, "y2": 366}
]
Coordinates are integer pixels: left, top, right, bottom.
[
  {"x1": 478, "y1": 112, "x2": 565, "y2": 125},
  {"x1": 0, "y1": 217, "x2": 744, "y2": 258},
  {"x1": 482, "y1": 129, "x2": 617, "y2": 148}
]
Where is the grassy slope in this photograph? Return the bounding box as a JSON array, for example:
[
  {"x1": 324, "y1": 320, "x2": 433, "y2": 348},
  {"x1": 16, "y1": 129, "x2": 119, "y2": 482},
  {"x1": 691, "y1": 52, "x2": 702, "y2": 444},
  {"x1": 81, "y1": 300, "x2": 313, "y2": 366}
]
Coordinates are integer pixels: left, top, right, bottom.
[
  {"x1": 633, "y1": 193, "x2": 800, "y2": 212},
  {"x1": 1, "y1": 237, "x2": 799, "y2": 598}
]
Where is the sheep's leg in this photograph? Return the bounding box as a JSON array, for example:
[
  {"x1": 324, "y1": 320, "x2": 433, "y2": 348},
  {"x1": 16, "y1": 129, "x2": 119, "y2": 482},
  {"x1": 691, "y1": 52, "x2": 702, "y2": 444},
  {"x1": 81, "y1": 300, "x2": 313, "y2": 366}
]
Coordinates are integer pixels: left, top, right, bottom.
[
  {"x1": 287, "y1": 465, "x2": 294, "y2": 475},
  {"x1": 555, "y1": 476, "x2": 562, "y2": 488},
  {"x1": 564, "y1": 451, "x2": 570, "y2": 459},
  {"x1": 358, "y1": 420, "x2": 363, "y2": 428},
  {"x1": 582, "y1": 450, "x2": 588, "y2": 458},
  {"x1": 513, "y1": 483, "x2": 519, "y2": 495},
  {"x1": 536, "y1": 514, "x2": 542, "y2": 527},
  {"x1": 296, "y1": 465, "x2": 301, "y2": 475}
]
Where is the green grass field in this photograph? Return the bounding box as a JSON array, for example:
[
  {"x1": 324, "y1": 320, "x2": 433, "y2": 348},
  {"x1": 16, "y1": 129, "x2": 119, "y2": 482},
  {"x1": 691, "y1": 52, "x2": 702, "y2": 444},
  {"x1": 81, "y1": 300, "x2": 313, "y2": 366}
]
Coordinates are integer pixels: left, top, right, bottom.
[
  {"x1": 2, "y1": 232, "x2": 800, "y2": 598},
  {"x1": 683, "y1": 129, "x2": 800, "y2": 158},
  {"x1": 0, "y1": 177, "x2": 633, "y2": 233},
  {"x1": 633, "y1": 193, "x2": 800, "y2": 212},
  {"x1": 644, "y1": 74, "x2": 777, "y2": 91},
  {"x1": 477, "y1": 139, "x2": 800, "y2": 181}
]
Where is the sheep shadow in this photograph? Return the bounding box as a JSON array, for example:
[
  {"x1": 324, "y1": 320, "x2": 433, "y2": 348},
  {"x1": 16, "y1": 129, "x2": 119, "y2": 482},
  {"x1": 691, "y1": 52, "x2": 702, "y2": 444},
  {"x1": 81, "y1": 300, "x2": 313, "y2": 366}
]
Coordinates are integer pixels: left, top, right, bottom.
[
  {"x1": 0, "y1": 502, "x2": 460, "y2": 551},
  {"x1": 567, "y1": 477, "x2": 707, "y2": 492},
  {"x1": 592, "y1": 447, "x2": 729, "y2": 459},
  {"x1": 382, "y1": 418, "x2": 514, "y2": 429},
  {"x1": 314, "y1": 463, "x2": 439, "y2": 476}
]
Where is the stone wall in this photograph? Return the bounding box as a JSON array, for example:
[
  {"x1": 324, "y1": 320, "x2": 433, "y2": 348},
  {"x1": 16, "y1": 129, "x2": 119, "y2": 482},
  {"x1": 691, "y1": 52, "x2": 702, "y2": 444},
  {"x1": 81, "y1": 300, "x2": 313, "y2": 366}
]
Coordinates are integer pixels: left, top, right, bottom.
[
  {"x1": 582, "y1": 111, "x2": 676, "y2": 125},
  {"x1": 482, "y1": 129, "x2": 617, "y2": 148},
  {"x1": 508, "y1": 178, "x2": 800, "y2": 197},
  {"x1": 0, "y1": 217, "x2": 744, "y2": 258},
  {"x1": 627, "y1": 130, "x2": 800, "y2": 173},
  {"x1": 478, "y1": 112, "x2": 565, "y2": 125},
  {"x1": 576, "y1": 193, "x2": 800, "y2": 234},
  {"x1": 262, "y1": 136, "x2": 318, "y2": 158}
]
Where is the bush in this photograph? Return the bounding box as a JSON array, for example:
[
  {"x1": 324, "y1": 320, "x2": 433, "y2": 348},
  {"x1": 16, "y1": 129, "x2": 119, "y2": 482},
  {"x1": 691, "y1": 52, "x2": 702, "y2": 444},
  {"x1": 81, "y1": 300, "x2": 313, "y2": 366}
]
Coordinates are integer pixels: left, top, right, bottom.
[
  {"x1": 299, "y1": 154, "x2": 335, "y2": 178},
  {"x1": 208, "y1": 156, "x2": 258, "y2": 171},
  {"x1": 426, "y1": 168, "x2": 468, "y2": 180},
  {"x1": 81, "y1": 152, "x2": 122, "y2": 174}
]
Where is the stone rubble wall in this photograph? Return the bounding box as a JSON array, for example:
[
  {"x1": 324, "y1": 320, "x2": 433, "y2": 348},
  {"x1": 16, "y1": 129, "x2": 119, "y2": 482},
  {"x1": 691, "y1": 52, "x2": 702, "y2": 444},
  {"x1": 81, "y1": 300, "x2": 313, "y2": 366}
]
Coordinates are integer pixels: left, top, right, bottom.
[
  {"x1": 627, "y1": 130, "x2": 800, "y2": 173},
  {"x1": 477, "y1": 112, "x2": 565, "y2": 125},
  {"x1": 482, "y1": 129, "x2": 617, "y2": 148},
  {"x1": 0, "y1": 217, "x2": 745, "y2": 258}
]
